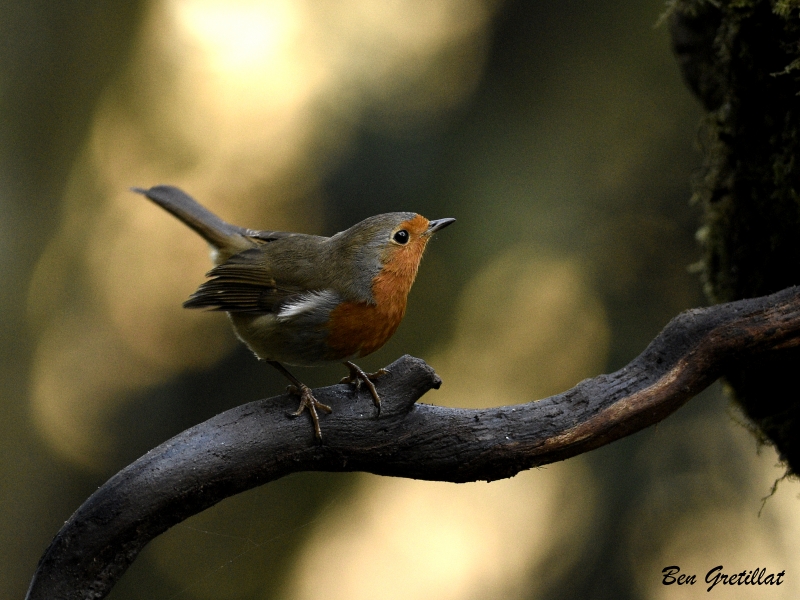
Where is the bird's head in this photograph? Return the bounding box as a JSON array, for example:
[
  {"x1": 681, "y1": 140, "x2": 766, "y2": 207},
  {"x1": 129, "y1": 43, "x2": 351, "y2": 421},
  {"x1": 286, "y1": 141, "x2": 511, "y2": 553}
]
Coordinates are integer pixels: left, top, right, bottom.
[
  {"x1": 343, "y1": 212, "x2": 454, "y2": 273},
  {"x1": 332, "y1": 212, "x2": 455, "y2": 302}
]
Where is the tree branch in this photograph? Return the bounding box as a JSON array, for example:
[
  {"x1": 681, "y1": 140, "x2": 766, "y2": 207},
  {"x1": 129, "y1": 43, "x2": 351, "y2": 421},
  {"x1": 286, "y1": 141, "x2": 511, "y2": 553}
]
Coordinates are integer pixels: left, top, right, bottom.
[{"x1": 26, "y1": 286, "x2": 800, "y2": 600}]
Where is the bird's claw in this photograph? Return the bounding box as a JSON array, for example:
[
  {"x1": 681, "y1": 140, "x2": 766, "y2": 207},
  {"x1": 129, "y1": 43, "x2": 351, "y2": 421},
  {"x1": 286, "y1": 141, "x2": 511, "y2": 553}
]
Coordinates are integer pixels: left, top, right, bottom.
[
  {"x1": 287, "y1": 384, "x2": 332, "y2": 441},
  {"x1": 340, "y1": 362, "x2": 388, "y2": 412}
]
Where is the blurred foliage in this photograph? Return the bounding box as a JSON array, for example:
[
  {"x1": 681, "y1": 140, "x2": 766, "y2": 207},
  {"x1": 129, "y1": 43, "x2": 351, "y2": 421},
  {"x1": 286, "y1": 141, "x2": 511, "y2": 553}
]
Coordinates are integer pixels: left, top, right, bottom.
[{"x1": 3, "y1": 1, "x2": 800, "y2": 599}]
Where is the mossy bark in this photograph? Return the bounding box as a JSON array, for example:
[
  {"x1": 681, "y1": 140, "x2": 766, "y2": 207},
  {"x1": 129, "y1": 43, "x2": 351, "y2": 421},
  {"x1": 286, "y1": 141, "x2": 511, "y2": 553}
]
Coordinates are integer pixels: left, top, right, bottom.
[{"x1": 671, "y1": 0, "x2": 800, "y2": 473}]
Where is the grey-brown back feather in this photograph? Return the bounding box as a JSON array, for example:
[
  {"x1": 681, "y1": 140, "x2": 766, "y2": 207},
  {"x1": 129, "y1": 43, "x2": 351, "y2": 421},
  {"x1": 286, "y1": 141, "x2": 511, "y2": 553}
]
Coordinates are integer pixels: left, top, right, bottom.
[{"x1": 183, "y1": 247, "x2": 306, "y2": 313}]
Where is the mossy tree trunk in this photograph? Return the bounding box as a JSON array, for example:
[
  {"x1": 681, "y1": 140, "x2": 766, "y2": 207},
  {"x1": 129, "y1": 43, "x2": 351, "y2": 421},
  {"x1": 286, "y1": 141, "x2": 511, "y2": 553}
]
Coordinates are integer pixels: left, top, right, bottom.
[{"x1": 671, "y1": 0, "x2": 800, "y2": 473}]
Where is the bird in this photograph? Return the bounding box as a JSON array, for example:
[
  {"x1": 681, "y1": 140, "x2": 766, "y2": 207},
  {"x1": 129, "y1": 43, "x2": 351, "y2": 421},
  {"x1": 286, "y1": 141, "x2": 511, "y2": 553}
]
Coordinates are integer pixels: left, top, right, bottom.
[{"x1": 132, "y1": 185, "x2": 454, "y2": 440}]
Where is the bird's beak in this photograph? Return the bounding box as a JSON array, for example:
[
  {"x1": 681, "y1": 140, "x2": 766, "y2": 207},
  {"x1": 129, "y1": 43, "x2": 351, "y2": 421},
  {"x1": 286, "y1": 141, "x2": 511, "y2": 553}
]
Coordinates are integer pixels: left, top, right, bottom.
[{"x1": 425, "y1": 218, "x2": 456, "y2": 235}]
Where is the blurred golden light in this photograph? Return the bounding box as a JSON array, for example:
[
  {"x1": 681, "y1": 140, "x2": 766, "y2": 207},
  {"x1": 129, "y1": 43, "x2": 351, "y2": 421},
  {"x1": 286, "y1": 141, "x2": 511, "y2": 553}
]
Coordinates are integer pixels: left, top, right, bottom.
[
  {"x1": 432, "y1": 246, "x2": 611, "y2": 408},
  {"x1": 30, "y1": 313, "x2": 169, "y2": 467},
  {"x1": 173, "y1": 0, "x2": 298, "y2": 75},
  {"x1": 628, "y1": 406, "x2": 800, "y2": 600},
  {"x1": 646, "y1": 505, "x2": 800, "y2": 600},
  {"x1": 286, "y1": 464, "x2": 594, "y2": 600}
]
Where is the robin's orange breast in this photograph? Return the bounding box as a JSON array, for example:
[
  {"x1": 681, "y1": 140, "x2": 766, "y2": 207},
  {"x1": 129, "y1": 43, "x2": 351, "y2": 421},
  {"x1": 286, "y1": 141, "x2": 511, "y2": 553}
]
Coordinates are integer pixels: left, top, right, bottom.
[
  {"x1": 324, "y1": 299, "x2": 405, "y2": 359},
  {"x1": 325, "y1": 214, "x2": 430, "y2": 359}
]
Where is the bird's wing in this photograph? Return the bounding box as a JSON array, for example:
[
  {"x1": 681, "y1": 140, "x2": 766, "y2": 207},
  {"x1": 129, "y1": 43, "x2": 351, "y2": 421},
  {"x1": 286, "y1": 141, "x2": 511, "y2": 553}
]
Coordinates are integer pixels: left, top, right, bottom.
[
  {"x1": 244, "y1": 229, "x2": 300, "y2": 243},
  {"x1": 183, "y1": 247, "x2": 314, "y2": 314}
]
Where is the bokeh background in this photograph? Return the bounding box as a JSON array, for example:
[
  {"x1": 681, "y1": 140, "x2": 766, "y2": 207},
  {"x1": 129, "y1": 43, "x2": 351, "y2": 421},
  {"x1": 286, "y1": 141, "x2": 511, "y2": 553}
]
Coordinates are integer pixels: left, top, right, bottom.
[{"x1": 3, "y1": 0, "x2": 799, "y2": 598}]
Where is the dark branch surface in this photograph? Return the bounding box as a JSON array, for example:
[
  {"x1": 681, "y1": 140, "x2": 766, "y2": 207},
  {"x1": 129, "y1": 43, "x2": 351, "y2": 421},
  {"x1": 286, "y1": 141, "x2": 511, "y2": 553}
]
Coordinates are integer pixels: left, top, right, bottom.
[{"x1": 27, "y1": 286, "x2": 800, "y2": 600}]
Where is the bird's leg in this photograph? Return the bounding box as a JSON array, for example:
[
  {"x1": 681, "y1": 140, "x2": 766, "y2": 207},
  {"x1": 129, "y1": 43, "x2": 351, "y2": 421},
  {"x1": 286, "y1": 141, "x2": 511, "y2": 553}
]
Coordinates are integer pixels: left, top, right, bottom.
[
  {"x1": 268, "y1": 361, "x2": 331, "y2": 441},
  {"x1": 340, "y1": 361, "x2": 388, "y2": 412}
]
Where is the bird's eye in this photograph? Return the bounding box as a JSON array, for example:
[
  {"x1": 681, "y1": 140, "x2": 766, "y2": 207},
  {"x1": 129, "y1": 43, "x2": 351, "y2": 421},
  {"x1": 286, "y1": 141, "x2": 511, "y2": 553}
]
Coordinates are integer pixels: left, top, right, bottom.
[{"x1": 393, "y1": 229, "x2": 410, "y2": 244}]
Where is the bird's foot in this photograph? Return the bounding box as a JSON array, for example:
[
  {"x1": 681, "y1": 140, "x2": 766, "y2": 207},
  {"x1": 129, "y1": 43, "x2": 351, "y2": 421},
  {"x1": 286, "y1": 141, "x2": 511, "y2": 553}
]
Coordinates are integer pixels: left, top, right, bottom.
[
  {"x1": 287, "y1": 384, "x2": 332, "y2": 441},
  {"x1": 340, "y1": 361, "x2": 388, "y2": 412}
]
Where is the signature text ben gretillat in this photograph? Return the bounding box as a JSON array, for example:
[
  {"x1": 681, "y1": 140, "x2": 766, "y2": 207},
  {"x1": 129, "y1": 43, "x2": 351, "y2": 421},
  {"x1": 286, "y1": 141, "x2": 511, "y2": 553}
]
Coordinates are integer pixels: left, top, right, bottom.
[{"x1": 662, "y1": 565, "x2": 785, "y2": 592}]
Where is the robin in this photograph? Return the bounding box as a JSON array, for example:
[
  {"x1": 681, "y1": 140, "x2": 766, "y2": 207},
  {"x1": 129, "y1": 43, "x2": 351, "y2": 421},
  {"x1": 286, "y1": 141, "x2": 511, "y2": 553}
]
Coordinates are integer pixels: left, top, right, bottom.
[{"x1": 133, "y1": 185, "x2": 454, "y2": 439}]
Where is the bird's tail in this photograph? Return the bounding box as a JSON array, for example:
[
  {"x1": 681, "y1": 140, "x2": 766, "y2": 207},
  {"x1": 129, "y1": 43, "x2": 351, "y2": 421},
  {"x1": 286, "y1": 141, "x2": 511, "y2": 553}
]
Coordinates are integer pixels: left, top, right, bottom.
[{"x1": 132, "y1": 185, "x2": 252, "y2": 255}]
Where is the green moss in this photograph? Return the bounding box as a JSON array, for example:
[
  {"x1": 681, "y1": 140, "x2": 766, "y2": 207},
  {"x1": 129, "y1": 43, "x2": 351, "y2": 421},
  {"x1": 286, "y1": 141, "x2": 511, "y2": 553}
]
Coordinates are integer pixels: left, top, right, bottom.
[
  {"x1": 674, "y1": 0, "x2": 800, "y2": 473},
  {"x1": 773, "y1": 0, "x2": 800, "y2": 18}
]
